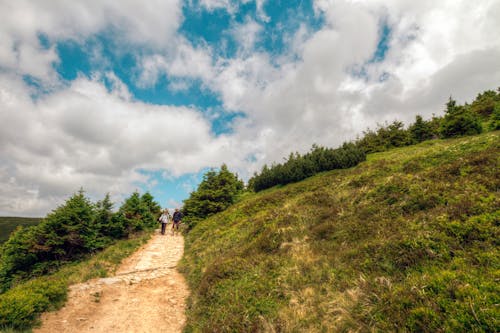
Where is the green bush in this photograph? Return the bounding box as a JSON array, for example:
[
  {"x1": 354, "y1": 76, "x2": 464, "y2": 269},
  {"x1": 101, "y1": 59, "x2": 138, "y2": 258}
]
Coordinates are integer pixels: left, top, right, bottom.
[
  {"x1": 249, "y1": 143, "x2": 366, "y2": 192},
  {"x1": 0, "y1": 278, "x2": 66, "y2": 330},
  {"x1": 183, "y1": 164, "x2": 244, "y2": 228},
  {"x1": 488, "y1": 103, "x2": 500, "y2": 130},
  {"x1": 0, "y1": 190, "x2": 160, "y2": 293},
  {"x1": 409, "y1": 115, "x2": 436, "y2": 143},
  {"x1": 440, "y1": 98, "x2": 482, "y2": 138}
]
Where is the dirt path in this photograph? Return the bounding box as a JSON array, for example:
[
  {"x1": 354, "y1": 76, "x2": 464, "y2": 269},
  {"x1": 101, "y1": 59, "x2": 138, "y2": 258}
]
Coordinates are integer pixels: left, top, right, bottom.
[{"x1": 34, "y1": 232, "x2": 189, "y2": 333}]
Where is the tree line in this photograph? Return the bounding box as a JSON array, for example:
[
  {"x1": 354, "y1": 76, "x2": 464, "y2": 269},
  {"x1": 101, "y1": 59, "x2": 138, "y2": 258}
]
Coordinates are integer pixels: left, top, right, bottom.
[
  {"x1": 0, "y1": 190, "x2": 161, "y2": 293},
  {"x1": 181, "y1": 88, "x2": 500, "y2": 228},
  {"x1": 248, "y1": 143, "x2": 366, "y2": 192},
  {"x1": 356, "y1": 89, "x2": 500, "y2": 154}
]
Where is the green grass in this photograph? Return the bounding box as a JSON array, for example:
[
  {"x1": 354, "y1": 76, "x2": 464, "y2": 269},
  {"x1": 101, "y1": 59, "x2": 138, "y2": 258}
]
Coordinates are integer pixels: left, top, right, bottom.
[
  {"x1": 0, "y1": 218, "x2": 41, "y2": 244},
  {"x1": 180, "y1": 131, "x2": 500, "y2": 332},
  {"x1": 0, "y1": 231, "x2": 152, "y2": 332}
]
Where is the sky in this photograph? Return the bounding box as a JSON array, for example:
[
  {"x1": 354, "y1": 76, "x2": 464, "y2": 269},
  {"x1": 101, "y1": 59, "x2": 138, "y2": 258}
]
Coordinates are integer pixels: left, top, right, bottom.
[{"x1": 1, "y1": 0, "x2": 499, "y2": 217}]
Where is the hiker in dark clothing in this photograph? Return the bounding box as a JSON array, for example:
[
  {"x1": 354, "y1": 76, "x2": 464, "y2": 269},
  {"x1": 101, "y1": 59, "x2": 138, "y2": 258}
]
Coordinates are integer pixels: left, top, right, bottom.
[{"x1": 172, "y1": 208, "x2": 182, "y2": 233}]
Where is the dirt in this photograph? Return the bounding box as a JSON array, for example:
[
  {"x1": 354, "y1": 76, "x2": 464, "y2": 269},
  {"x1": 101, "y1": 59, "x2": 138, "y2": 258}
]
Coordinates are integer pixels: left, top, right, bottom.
[{"x1": 34, "y1": 231, "x2": 189, "y2": 333}]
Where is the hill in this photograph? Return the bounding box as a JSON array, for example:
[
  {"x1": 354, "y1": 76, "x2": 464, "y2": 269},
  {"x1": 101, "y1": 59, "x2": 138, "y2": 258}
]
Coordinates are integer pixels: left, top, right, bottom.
[
  {"x1": 0, "y1": 217, "x2": 41, "y2": 244},
  {"x1": 180, "y1": 132, "x2": 499, "y2": 332}
]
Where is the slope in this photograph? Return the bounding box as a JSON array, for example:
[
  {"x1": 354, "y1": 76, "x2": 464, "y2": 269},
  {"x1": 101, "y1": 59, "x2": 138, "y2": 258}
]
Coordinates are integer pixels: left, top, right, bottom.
[
  {"x1": 0, "y1": 217, "x2": 41, "y2": 244},
  {"x1": 180, "y1": 132, "x2": 499, "y2": 332}
]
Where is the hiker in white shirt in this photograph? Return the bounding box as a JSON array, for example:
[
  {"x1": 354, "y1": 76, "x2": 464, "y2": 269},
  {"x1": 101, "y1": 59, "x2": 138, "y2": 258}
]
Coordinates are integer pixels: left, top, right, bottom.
[{"x1": 158, "y1": 209, "x2": 171, "y2": 235}]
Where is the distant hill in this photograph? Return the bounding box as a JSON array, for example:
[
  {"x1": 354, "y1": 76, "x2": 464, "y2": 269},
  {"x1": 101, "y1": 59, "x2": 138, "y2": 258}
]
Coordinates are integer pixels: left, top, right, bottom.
[
  {"x1": 180, "y1": 131, "x2": 499, "y2": 332},
  {"x1": 0, "y1": 217, "x2": 41, "y2": 244}
]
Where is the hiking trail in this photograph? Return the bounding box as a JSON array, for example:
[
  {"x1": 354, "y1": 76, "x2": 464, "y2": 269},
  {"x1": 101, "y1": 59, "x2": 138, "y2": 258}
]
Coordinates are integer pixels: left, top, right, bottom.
[{"x1": 34, "y1": 232, "x2": 189, "y2": 333}]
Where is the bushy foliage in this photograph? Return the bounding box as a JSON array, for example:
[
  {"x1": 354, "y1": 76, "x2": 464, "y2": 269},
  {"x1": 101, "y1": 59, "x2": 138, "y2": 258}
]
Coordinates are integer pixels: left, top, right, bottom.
[
  {"x1": 0, "y1": 190, "x2": 159, "y2": 293},
  {"x1": 489, "y1": 103, "x2": 500, "y2": 130},
  {"x1": 249, "y1": 143, "x2": 366, "y2": 192},
  {"x1": 183, "y1": 164, "x2": 244, "y2": 228},
  {"x1": 409, "y1": 115, "x2": 436, "y2": 143},
  {"x1": 440, "y1": 98, "x2": 482, "y2": 138},
  {"x1": 117, "y1": 191, "x2": 159, "y2": 232},
  {"x1": 469, "y1": 89, "x2": 500, "y2": 118},
  {"x1": 356, "y1": 120, "x2": 412, "y2": 153},
  {"x1": 0, "y1": 278, "x2": 66, "y2": 330}
]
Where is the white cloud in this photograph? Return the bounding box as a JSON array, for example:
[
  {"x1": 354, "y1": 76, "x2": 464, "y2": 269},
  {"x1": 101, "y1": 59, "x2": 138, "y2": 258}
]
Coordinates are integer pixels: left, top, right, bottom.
[
  {"x1": 231, "y1": 18, "x2": 263, "y2": 55},
  {"x1": 0, "y1": 73, "x2": 244, "y2": 216},
  {"x1": 137, "y1": 39, "x2": 215, "y2": 87},
  {"x1": 0, "y1": 0, "x2": 182, "y2": 82}
]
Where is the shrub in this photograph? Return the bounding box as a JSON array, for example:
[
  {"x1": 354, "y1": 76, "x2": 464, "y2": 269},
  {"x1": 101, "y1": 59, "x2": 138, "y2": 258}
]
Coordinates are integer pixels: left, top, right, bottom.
[
  {"x1": 440, "y1": 98, "x2": 482, "y2": 138},
  {"x1": 183, "y1": 164, "x2": 244, "y2": 228},
  {"x1": 0, "y1": 190, "x2": 160, "y2": 293},
  {"x1": 356, "y1": 121, "x2": 411, "y2": 153},
  {"x1": 409, "y1": 115, "x2": 436, "y2": 143},
  {"x1": 249, "y1": 143, "x2": 366, "y2": 192},
  {"x1": 0, "y1": 278, "x2": 66, "y2": 330},
  {"x1": 488, "y1": 103, "x2": 500, "y2": 130}
]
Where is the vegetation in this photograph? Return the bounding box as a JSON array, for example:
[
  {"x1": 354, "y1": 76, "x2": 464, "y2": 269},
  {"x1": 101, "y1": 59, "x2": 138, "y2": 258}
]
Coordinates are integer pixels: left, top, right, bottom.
[
  {"x1": 0, "y1": 218, "x2": 41, "y2": 245},
  {"x1": 357, "y1": 89, "x2": 499, "y2": 153},
  {"x1": 248, "y1": 143, "x2": 366, "y2": 192},
  {"x1": 183, "y1": 164, "x2": 244, "y2": 229},
  {"x1": 248, "y1": 89, "x2": 500, "y2": 193},
  {"x1": 0, "y1": 190, "x2": 160, "y2": 294},
  {"x1": 440, "y1": 98, "x2": 482, "y2": 138},
  {"x1": 180, "y1": 131, "x2": 500, "y2": 332},
  {"x1": 0, "y1": 232, "x2": 151, "y2": 331}
]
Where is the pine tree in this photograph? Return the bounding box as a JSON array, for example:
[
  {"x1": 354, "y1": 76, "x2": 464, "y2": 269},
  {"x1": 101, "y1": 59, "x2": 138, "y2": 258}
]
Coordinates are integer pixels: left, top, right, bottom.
[
  {"x1": 440, "y1": 97, "x2": 482, "y2": 138},
  {"x1": 409, "y1": 115, "x2": 434, "y2": 143},
  {"x1": 183, "y1": 165, "x2": 244, "y2": 228}
]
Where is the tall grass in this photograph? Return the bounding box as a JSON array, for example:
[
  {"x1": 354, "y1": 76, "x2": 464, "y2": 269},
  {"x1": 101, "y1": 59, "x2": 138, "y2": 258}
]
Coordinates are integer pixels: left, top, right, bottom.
[{"x1": 180, "y1": 132, "x2": 500, "y2": 332}]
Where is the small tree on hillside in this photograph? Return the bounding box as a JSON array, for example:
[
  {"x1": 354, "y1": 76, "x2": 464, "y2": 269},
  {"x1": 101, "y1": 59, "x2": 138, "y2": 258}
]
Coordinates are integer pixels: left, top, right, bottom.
[
  {"x1": 119, "y1": 191, "x2": 157, "y2": 232},
  {"x1": 489, "y1": 103, "x2": 500, "y2": 130},
  {"x1": 141, "y1": 192, "x2": 162, "y2": 216},
  {"x1": 409, "y1": 115, "x2": 435, "y2": 143},
  {"x1": 470, "y1": 89, "x2": 499, "y2": 118},
  {"x1": 440, "y1": 97, "x2": 482, "y2": 138},
  {"x1": 183, "y1": 164, "x2": 244, "y2": 228}
]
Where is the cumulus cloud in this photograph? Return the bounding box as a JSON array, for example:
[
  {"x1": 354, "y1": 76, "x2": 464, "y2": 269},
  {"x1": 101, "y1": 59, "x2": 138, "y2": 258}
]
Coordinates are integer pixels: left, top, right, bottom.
[
  {"x1": 0, "y1": 0, "x2": 182, "y2": 82},
  {"x1": 207, "y1": 0, "x2": 500, "y2": 164},
  {"x1": 0, "y1": 73, "x2": 245, "y2": 216}
]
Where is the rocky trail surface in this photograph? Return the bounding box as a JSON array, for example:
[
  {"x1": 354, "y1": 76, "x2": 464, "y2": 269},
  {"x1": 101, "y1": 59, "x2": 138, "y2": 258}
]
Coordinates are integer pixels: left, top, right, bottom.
[{"x1": 35, "y1": 232, "x2": 189, "y2": 333}]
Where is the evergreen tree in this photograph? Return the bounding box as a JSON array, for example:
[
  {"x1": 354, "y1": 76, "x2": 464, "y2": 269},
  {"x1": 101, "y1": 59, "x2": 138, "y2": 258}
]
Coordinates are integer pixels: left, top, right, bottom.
[
  {"x1": 41, "y1": 189, "x2": 98, "y2": 256},
  {"x1": 119, "y1": 191, "x2": 148, "y2": 231},
  {"x1": 440, "y1": 97, "x2": 482, "y2": 138},
  {"x1": 470, "y1": 89, "x2": 499, "y2": 118},
  {"x1": 0, "y1": 189, "x2": 98, "y2": 291},
  {"x1": 489, "y1": 103, "x2": 500, "y2": 130},
  {"x1": 183, "y1": 165, "x2": 244, "y2": 228},
  {"x1": 94, "y1": 193, "x2": 115, "y2": 243},
  {"x1": 141, "y1": 192, "x2": 161, "y2": 216},
  {"x1": 409, "y1": 115, "x2": 434, "y2": 143}
]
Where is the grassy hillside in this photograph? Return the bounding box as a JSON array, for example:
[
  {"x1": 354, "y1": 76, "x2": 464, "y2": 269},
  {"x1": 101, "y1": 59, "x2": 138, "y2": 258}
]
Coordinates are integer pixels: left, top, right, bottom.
[
  {"x1": 180, "y1": 132, "x2": 499, "y2": 332},
  {"x1": 0, "y1": 217, "x2": 41, "y2": 244}
]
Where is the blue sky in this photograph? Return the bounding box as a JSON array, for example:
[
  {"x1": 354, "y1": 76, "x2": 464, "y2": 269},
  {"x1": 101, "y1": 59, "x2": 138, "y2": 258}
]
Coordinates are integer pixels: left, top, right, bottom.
[
  {"x1": 47, "y1": 0, "x2": 326, "y2": 208},
  {"x1": 1, "y1": 0, "x2": 499, "y2": 216}
]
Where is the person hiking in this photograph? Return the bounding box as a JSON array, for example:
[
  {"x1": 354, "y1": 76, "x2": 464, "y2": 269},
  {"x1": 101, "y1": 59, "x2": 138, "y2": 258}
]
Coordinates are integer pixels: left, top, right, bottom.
[
  {"x1": 159, "y1": 209, "x2": 171, "y2": 235},
  {"x1": 172, "y1": 208, "x2": 183, "y2": 234}
]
